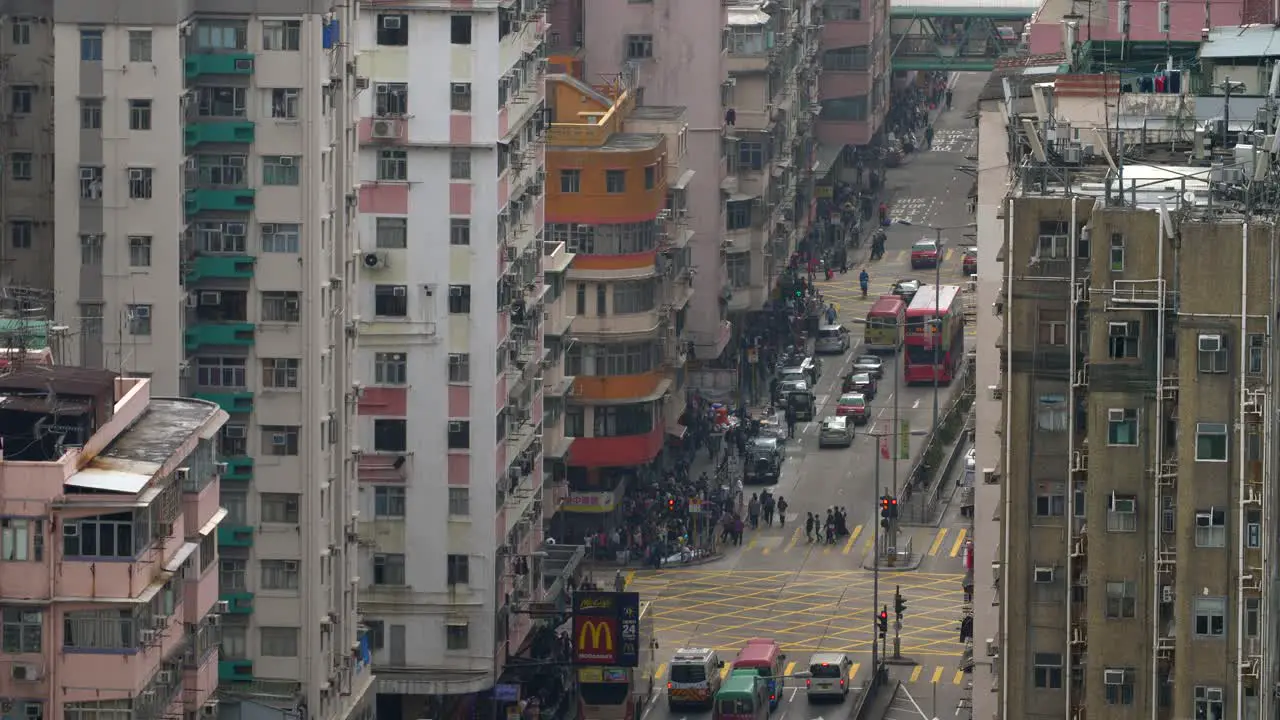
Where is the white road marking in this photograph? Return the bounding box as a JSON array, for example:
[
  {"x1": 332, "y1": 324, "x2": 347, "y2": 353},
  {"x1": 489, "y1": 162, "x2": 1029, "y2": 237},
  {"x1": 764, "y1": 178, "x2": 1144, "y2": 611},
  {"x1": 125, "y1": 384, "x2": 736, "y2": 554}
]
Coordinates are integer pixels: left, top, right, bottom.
[{"x1": 913, "y1": 399, "x2": 921, "y2": 409}]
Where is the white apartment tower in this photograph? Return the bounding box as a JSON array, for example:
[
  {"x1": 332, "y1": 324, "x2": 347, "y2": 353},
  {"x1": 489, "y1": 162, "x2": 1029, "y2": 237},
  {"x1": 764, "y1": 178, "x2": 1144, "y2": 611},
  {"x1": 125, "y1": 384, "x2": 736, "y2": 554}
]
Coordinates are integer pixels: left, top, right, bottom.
[
  {"x1": 46, "y1": 0, "x2": 373, "y2": 717},
  {"x1": 352, "y1": 1, "x2": 561, "y2": 718}
]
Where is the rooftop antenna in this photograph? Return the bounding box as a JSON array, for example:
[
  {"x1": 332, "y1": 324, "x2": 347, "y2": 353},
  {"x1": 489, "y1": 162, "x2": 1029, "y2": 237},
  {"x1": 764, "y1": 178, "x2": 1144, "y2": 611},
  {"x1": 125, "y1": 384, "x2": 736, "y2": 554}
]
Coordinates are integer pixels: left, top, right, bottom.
[{"x1": 1118, "y1": 0, "x2": 1130, "y2": 60}]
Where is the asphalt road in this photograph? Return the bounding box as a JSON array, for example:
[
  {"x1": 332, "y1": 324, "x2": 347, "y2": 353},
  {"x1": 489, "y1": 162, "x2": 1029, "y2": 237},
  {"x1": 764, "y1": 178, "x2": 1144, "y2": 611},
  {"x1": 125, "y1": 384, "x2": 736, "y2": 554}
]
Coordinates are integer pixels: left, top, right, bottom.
[{"x1": 631, "y1": 72, "x2": 988, "y2": 720}]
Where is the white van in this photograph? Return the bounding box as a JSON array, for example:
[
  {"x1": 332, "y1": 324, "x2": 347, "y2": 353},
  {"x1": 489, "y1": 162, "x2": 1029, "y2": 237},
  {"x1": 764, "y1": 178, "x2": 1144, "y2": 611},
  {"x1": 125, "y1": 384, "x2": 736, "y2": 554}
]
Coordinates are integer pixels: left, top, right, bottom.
[{"x1": 806, "y1": 653, "x2": 853, "y2": 702}]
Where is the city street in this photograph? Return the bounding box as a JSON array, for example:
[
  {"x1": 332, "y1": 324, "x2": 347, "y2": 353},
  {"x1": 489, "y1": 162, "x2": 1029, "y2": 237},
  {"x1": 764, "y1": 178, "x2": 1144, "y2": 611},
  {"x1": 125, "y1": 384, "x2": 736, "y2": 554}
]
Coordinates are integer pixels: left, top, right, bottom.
[{"x1": 630, "y1": 72, "x2": 989, "y2": 720}]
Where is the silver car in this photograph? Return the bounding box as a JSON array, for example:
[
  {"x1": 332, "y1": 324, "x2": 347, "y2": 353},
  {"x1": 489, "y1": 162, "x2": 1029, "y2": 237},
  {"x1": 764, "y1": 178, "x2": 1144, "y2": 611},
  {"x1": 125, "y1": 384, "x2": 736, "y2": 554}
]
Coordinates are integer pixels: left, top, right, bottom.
[{"x1": 815, "y1": 325, "x2": 849, "y2": 354}]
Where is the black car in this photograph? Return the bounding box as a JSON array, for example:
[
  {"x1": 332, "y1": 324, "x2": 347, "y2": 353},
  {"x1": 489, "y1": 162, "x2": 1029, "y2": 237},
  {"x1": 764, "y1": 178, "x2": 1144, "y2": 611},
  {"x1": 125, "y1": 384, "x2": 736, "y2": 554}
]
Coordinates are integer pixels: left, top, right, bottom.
[
  {"x1": 842, "y1": 372, "x2": 878, "y2": 400},
  {"x1": 892, "y1": 279, "x2": 921, "y2": 303},
  {"x1": 744, "y1": 437, "x2": 783, "y2": 483}
]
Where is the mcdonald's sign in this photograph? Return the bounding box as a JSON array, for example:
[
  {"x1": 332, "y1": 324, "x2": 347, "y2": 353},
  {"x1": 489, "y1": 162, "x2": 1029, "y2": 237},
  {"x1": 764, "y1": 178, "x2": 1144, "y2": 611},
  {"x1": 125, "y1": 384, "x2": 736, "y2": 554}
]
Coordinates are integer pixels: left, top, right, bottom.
[{"x1": 573, "y1": 616, "x2": 619, "y2": 664}]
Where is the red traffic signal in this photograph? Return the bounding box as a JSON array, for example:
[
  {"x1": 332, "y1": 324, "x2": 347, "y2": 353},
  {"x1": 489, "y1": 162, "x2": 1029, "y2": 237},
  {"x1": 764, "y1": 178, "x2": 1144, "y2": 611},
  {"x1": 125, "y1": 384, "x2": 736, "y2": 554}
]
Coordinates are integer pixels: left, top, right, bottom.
[{"x1": 667, "y1": 498, "x2": 676, "y2": 510}]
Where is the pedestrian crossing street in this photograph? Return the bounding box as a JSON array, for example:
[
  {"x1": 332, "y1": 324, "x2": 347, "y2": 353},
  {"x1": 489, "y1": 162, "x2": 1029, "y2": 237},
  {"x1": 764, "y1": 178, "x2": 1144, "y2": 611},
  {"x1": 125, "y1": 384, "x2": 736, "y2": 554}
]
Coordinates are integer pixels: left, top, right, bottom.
[
  {"x1": 654, "y1": 657, "x2": 971, "y2": 688},
  {"x1": 729, "y1": 523, "x2": 972, "y2": 558}
]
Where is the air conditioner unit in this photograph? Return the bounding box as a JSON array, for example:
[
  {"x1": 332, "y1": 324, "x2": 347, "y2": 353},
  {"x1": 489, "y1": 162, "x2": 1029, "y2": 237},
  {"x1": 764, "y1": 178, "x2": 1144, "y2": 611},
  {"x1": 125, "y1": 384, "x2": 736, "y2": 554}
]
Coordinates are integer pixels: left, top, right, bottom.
[
  {"x1": 225, "y1": 424, "x2": 247, "y2": 439},
  {"x1": 11, "y1": 664, "x2": 38, "y2": 681},
  {"x1": 215, "y1": 599, "x2": 230, "y2": 614},
  {"x1": 392, "y1": 285, "x2": 407, "y2": 297},
  {"x1": 200, "y1": 291, "x2": 222, "y2": 305},
  {"x1": 261, "y1": 223, "x2": 277, "y2": 235},
  {"x1": 1033, "y1": 567, "x2": 1054, "y2": 583},
  {"x1": 1161, "y1": 585, "x2": 1174, "y2": 603},
  {"x1": 234, "y1": 58, "x2": 254, "y2": 71},
  {"x1": 140, "y1": 629, "x2": 158, "y2": 644},
  {"x1": 1107, "y1": 408, "x2": 1126, "y2": 422},
  {"x1": 1104, "y1": 669, "x2": 1126, "y2": 685},
  {"x1": 226, "y1": 222, "x2": 247, "y2": 235},
  {"x1": 278, "y1": 156, "x2": 294, "y2": 167},
  {"x1": 215, "y1": 461, "x2": 228, "y2": 475},
  {"x1": 355, "y1": 77, "x2": 370, "y2": 90},
  {"x1": 382, "y1": 15, "x2": 401, "y2": 29},
  {"x1": 157, "y1": 522, "x2": 174, "y2": 537},
  {"x1": 185, "y1": 294, "x2": 198, "y2": 308},
  {"x1": 133, "y1": 306, "x2": 151, "y2": 319},
  {"x1": 175, "y1": 467, "x2": 190, "y2": 484},
  {"x1": 156, "y1": 670, "x2": 173, "y2": 684},
  {"x1": 1198, "y1": 334, "x2": 1222, "y2": 352},
  {"x1": 363, "y1": 251, "x2": 388, "y2": 269},
  {"x1": 987, "y1": 384, "x2": 1002, "y2": 401},
  {"x1": 201, "y1": 703, "x2": 219, "y2": 717},
  {"x1": 371, "y1": 119, "x2": 401, "y2": 139},
  {"x1": 228, "y1": 156, "x2": 246, "y2": 168},
  {"x1": 451, "y1": 83, "x2": 470, "y2": 96}
]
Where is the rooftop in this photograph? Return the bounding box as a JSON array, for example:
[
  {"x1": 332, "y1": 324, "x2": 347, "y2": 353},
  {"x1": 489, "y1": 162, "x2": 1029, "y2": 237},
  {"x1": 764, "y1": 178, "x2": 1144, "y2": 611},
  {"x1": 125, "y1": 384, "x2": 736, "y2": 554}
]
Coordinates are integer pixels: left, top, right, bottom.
[
  {"x1": 629, "y1": 105, "x2": 686, "y2": 121},
  {"x1": 553, "y1": 132, "x2": 664, "y2": 152},
  {"x1": 1200, "y1": 24, "x2": 1280, "y2": 58}
]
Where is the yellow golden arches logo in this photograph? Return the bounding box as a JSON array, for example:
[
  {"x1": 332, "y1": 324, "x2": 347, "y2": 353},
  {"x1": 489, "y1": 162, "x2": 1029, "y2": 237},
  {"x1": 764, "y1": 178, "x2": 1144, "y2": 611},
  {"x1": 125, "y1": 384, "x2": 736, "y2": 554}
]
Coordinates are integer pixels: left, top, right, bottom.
[{"x1": 578, "y1": 620, "x2": 614, "y2": 652}]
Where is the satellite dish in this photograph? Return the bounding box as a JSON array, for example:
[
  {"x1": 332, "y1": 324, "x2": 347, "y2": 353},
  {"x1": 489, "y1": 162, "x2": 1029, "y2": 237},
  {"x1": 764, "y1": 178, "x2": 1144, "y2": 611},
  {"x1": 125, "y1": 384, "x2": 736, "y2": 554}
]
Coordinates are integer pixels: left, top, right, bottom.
[{"x1": 1184, "y1": 191, "x2": 1196, "y2": 205}]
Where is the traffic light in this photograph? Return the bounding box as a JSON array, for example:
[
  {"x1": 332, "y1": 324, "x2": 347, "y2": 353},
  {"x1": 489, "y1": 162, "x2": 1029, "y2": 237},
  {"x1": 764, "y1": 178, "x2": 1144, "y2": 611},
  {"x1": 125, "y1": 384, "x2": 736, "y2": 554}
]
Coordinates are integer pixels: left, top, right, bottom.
[
  {"x1": 668, "y1": 498, "x2": 676, "y2": 512},
  {"x1": 877, "y1": 608, "x2": 889, "y2": 636},
  {"x1": 894, "y1": 586, "x2": 906, "y2": 618},
  {"x1": 880, "y1": 495, "x2": 894, "y2": 528}
]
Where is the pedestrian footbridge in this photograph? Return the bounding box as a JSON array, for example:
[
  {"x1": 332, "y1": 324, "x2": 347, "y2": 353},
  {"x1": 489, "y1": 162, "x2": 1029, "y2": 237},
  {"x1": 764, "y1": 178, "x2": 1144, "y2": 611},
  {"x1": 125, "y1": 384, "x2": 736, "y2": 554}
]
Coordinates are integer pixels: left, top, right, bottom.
[{"x1": 890, "y1": 0, "x2": 1040, "y2": 72}]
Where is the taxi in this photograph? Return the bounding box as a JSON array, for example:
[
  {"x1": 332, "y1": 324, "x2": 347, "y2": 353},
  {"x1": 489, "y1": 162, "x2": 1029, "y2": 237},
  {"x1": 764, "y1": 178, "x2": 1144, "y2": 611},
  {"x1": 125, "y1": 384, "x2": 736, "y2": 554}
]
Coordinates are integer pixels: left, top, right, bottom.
[{"x1": 835, "y1": 393, "x2": 869, "y2": 425}]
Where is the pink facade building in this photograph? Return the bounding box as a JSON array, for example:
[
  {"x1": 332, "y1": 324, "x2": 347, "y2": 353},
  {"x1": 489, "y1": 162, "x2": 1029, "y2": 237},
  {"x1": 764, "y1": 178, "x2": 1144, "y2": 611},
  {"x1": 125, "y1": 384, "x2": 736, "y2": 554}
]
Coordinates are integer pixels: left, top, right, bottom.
[
  {"x1": 0, "y1": 367, "x2": 227, "y2": 720},
  {"x1": 817, "y1": 0, "x2": 891, "y2": 148}
]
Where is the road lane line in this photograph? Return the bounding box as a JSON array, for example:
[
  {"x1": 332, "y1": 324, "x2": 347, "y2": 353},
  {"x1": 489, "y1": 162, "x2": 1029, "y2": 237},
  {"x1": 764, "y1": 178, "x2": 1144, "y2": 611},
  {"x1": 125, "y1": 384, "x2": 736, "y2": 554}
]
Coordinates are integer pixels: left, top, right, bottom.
[
  {"x1": 785, "y1": 526, "x2": 802, "y2": 552},
  {"x1": 863, "y1": 529, "x2": 875, "y2": 551},
  {"x1": 953, "y1": 670, "x2": 964, "y2": 685},
  {"x1": 850, "y1": 662, "x2": 860, "y2": 680},
  {"x1": 624, "y1": 570, "x2": 636, "y2": 589},
  {"x1": 909, "y1": 666, "x2": 923, "y2": 683},
  {"x1": 949, "y1": 528, "x2": 968, "y2": 557},
  {"x1": 784, "y1": 660, "x2": 796, "y2": 677},
  {"x1": 720, "y1": 665, "x2": 730, "y2": 679},
  {"x1": 747, "y1": 538, "x2": 758, "y2": 549},
  {"x1": 928, "y1": 528, "x2": 948, "y2": 557},
  {"x1": 930, "y1": 666, "x2": 944, "y2": 684},
  {"x1": 655, "y1": 663, "x2": 667, "y2": 680},
  {"x1": 843, "y1": 525, "x2": 863, "y2": 554}
]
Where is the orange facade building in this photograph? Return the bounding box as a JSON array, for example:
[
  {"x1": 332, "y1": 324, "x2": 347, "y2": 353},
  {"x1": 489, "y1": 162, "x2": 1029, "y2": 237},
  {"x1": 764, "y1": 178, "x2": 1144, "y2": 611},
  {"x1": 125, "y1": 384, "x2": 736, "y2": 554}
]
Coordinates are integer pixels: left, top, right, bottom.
[{"x1": 545, "y1": 75, "x2": 695, "y2": 504}]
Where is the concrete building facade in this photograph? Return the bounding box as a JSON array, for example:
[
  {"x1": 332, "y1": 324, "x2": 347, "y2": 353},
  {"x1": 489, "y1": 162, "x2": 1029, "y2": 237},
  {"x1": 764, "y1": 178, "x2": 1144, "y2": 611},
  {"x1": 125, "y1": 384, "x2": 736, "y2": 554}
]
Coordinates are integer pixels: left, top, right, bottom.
[{"x1": 815, "y1": 0, "x2": 890, "y2": 147}]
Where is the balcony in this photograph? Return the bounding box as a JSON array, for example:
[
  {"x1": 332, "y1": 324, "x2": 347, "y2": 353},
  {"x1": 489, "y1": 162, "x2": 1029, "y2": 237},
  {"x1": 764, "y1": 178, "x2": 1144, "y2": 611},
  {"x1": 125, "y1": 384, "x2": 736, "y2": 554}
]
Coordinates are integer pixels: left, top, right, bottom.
[
  {"x1": 185, "y1": 121, "x2": 256, "y2": 151},
  {"x1": 185, "y1": 53, "x2": 256, "y2": 79},
  {"x1": 219, "y1": 659, "x2": 254, "y2": 683},
  {"x1": 185, "y1": 322, "x2": 256, "y2": 353},
  {"x1": 221, "y1": 456, "x2": 254, "y2": 482},
  {"x1": 217, "y1": 524, "x2": 254, "y2": 548},
  {"x1": 220, "y1": 591, "x2": 255, "y2": 614},
  {"x1": 194, "y1": 391, "x2": 254, "y2": 415},
  {"x1": 185, "y1": 188, "x2": 256, "y2": 216},
  {"x1": 185, "y1": 255, "x2": 256, "y2": 284}
]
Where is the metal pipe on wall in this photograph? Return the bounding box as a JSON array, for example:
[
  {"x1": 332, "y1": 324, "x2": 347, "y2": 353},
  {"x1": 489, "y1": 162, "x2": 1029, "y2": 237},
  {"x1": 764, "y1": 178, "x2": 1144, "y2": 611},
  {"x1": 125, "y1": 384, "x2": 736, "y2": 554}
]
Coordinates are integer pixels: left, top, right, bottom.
[
  {"x1": 1237, "y1": 223, "x2": 1250, "y2": 720},
  {"x1": 1064, "y1": 197, "x2": 1078, "y2": 720},
  {"x1": 1001, "y1": 197, "x2": 1014, "y2": 720},
  {"x1": 1150, "y1": 206, "x2": 1167, "y2": 720}
]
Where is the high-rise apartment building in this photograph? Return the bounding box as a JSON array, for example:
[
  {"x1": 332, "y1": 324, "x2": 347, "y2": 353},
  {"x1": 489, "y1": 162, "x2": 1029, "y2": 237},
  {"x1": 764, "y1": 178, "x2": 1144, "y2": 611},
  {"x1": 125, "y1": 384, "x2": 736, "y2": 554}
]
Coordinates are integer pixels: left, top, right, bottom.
[
  {"x1": 543, "y1": 74, "x2": 693, "y2": 509},
  {"x1": 976, "y1": 77, "x2": 1280, "y2": 720},
  {"x1": 0, "y1": 1, "x2": 370, "y2": 718},
  {"x1": 815, "y1": 0, "x2": 890, "y2": 149},
  {"x1": 350, "y1": 2, "x2": 576, "y2": 719}
]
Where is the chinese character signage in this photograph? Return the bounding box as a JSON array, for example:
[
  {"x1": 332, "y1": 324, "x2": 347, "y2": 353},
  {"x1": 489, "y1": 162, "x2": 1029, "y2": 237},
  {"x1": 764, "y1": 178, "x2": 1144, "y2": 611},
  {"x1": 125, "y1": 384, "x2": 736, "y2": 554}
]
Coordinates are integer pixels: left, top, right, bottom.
[{"x1": 573, "y1": 591, "x2": 640, "y2": 667}]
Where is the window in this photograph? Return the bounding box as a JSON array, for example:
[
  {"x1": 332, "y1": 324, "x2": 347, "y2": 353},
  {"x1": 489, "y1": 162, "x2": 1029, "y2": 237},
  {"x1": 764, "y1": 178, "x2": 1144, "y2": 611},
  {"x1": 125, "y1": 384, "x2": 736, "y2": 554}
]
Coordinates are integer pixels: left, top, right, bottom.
[
  {"x1": 625, "y1": 34, "x2": 653, "y2": 59},
  {"x1": 262, "y1": 358, "x2": 300, "y2": 389},
  {"x1": 198, "y1": 21, "x2": 247, "y2": 49},
  {"x1": 448, "y1": 487, "x2": 470, "y2": 516},
  {"x1": 263, "y1": 156, "x2": 300, "y2": 185},
  {"x1": 645, "y1": 164, "x2": 656, "y2": 189},
  {"x1": 373, "y1": 553, "x2": 406, "y2": 585},
  {"x1": 10, "y1": 152, "x2": 31, "y2": 181},
  {"x1": 1195, "y1": 422, "x2": 1228, "y2": 461},
  {"x1": 375, "y1": 217, "x2": 407, "y2": 248},
  {"x1": 375, "y1": 82, "x2": 408, "y2": 116},
  {"x1": 261, "y1": 494, "x2": 300, "y2": 523},
  {"x1": 376, "y1": 14, "x2": 409, "y2": 45},
  {"x1": 220, "y1": 559, "x2": 247, "y2": 590},
  {"x1": 375, "y1": 285, "x2": 409, "y2": 317},
  {"x1": 1106, "y1": 495, "x2": 1137, "y2": 533},
  {"x1": 451, "y1": 15, "x2": 473, "y2": 44},
  {"x1": 451, "y1": 83, "x2": 472, "y2": 112},
  {"x1": 560, "y1": 169, "x2": 581, "y2": 193},
  {"x1": 63, "y1": 609, "x2": 136, "y2": 650},
  {"x1": 127, "y1": 236, "x2": 152, "y2": 267},
  {"x1": 261, "y1": 291, "x2": 302, "y2": 322},
  {"x1": 1247, "y1": 508, "x2": 1262, "y2": 549},
  {"x1": 1246, "y1": 597, "x2": 1261, "y2": 636},
  {"x1": 1107, "y1": 408, "x2": 1138, "y2": 446},
  {"x1": 1197, "y1": 333, "x2": 1228, "y2": 373},
  {"x1": 197, "y1": 153, "x2": 247, "y2": 187},
  {"x1": 80, "y1": 303, "x2": 104, "y2": 338},
  {"x1": 1193, "y1": 597, "x2": 1227, "y2": 637},
  {"x1": 261, "y1": 559, "x2": 300, "y2": 590},
  {"x1": 1104, "y1": 669, "x2": 1134, "y2": 705},
  {"x1": 450, "y1": 218, "x2": 471, "y2": 245},
  {"x1": 127, "y1": 304, "x2": 152, "y2": 335},
  {"x1": 196, "y1": 357, "x2": 247, "y2": 388},
  {"x1": 448, "y1": 353, "x2": 471, "y2": 383},
  {"x1": 447, "y1": 554, "x2": 470, "y2": 584},
  {"x1": 606, "y1": 169, "x2": 627, "y2": 193},
  {"x1": 0, "y1": 519, "x2": 33, "y2": 561},
  {"x1": 374, "y1": 486, "x2": 406, "y2": 518},
  {"x1": 448, "y1": 285, "x2": 472, "y2": 314},
  {"x1": 2, "y1": 608, "x2": 42, "y2": 653},
  {"x1": 1035, "y1": 493, "x2": 1065, "y2": 517},
  {"x1": 822, "y1": 46, "x2": 869, "y2": 69},
  {"x1": 62, "y1": 512, "x2": 141, "y2": 559},
  {"x1": 447, "y1": 622, "x2": 470, "y2": 650},
  {"x1": 11, "y1": 20, "x2": 29, "y2": 45},
  {"x1": 447, "y1": 421, "x2": 470, "y2": 449},
  {"x1": 1032, "y1": 652, "x2": 1062, "y2": 689},
  {"x1": 80, "y1": 29, "x2": 103, "y2": 61},
  {"x1": 1107, "y1": 321, "x2": 1139, "y2": 359},
  {"x1": 263, "y1": 20, "x2": 301, "y2": 50},
  {"x1": 270, "y1": 88, "x2": 300, "y2": 119},
  {"x1": 1194, "y1": 508, "x2": 1227, "y2": 548},
  {"x1": 261, "y1": 627, "x2": 299, "y2": 657},
  {"x1": 222, "y1": 492, "x2": 248, "y2": 523},
  {"x1": 79, "y1": 166, "x2": 103, "y2": 199},
  {"x1": 261, "y1": 223, "x2": 301, "y2": 253},
  {"x1": 726, "y1": 199, "x2": 753, "y2": 231},
  {"x1": 613, "y1": 280, "x2": 656, "y2": 314},
  {"x1": 1109, "y1": 232, "x2": 1125, "y2": 271},
  {"x1": 374, "y1": 352, "x2": 407, "y2": 385},
  {"x1": 738, "y1": 142, "x2": 765, "y2": 171},
  {"x1": 565, "y1": 406, "x2": 585, "y2": 437},
  {"x1": 79, "y1": 99, "x2": 101, "y2": 131},
  {"x1": 9, "y1": 220, "x2": 31, "y2": 249},
  {"x1": 727, "y1": 253, "x2": 751, "y2": 288},
  {"x1": 593, "y1": 405, "x2": 654, "y2": 437},
  {"x1": 374, "y1": 419, "x2": 407, "y2": 453},
  {"x1": 378, "y1": 150, "x2": 408, "y2": 181},
  {"x1": 197, "y1": 86, "x2": 248, "y2": 118},
  {"x1": 1038, "y1": 309, "x2": 1067, "y2": 345},
  {"x1": 128, "y1": 99, "x2": 152, "y2": 130},
  {"x1": 128, "y1": 167, "x2": 153, "y2": 199},
  {"x1": 1248, "y1": 333, "x2": 1266, "y2": 374},
  {"x1": 1037, "y1": 394, "x2": 1068, "y2": 432},
  {"x1": 262, "y1": 426, "x2": 300, "y2": 456},
  {"x1": 450, "y1": 150, "x2": 472, "y2": 180},
  {"x1": 1194, "y1": 686, "x2": 1224, "y2": 719},
  {"x1": 1037, "y1": 221, "x2": 1067, "y2": 258},
  {"x1": 124, "y1": 29, "x2": 153, "y2": 61},
  {"x1": 364, "y1": 620, "x2": 385, "y2": 650},
  {"x1": 10, "y1": 86, "x2": 32, "y2": 115},
  {"x1": 1105, "y1": 581, "x2": 1137, "y2": 618}
]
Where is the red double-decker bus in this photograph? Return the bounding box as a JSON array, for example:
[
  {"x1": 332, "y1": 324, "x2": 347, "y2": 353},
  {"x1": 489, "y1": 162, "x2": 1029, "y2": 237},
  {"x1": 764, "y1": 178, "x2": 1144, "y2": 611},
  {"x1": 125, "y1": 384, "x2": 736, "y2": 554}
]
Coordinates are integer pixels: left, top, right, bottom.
[{"x1": 903, "y1": 284, "x2": 964, "y2": 384}]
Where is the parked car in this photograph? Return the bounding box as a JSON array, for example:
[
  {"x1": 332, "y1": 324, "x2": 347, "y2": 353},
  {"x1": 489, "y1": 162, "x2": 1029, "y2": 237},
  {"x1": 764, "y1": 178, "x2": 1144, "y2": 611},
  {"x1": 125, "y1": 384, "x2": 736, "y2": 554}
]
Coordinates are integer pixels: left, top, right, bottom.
[
  {"x1": 744, "y1": 437, "x2": 784, "y2": 483},
  {"x1": 910, "y1": 239, "x2": 941, "y2": 269},
  {"x1": 961, "y1": 246, "x2": 977, "y2": 277},
  {"x1": 842, "y1": 372, "x2": 878, "y2": 399},
  {"x1": 815, "y1": 325, "x2": 850, "y2": 354},
  {"x1": 835, "y1": 393, "x2": 869, "y2": 425},
  {"x1": 852, "y1": 355, "x2": 883, "y2": 378},
  {"x1": 892, "y1": 279, "x2": 922, "y2": 302},
  {"x1": 818, "y1": 416, "x2": 854, "y2": 448}
]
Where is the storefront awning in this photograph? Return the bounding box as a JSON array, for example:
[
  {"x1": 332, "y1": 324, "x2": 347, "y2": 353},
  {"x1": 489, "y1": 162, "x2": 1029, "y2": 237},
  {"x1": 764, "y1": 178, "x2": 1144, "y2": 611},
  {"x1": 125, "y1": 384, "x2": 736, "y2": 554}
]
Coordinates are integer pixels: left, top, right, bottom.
[{"x1": 812, "y1": 142, "x2": 845, "y2": 176}]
